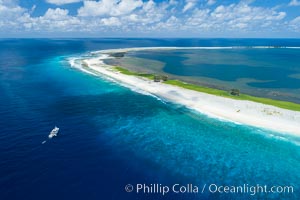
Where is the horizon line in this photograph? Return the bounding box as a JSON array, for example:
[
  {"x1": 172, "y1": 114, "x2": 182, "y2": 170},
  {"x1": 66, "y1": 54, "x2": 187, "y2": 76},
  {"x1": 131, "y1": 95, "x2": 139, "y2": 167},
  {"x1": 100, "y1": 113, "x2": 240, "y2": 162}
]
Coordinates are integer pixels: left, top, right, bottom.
[{"x1": 1, "y1": 37, "x2": 300, "y2": 39}]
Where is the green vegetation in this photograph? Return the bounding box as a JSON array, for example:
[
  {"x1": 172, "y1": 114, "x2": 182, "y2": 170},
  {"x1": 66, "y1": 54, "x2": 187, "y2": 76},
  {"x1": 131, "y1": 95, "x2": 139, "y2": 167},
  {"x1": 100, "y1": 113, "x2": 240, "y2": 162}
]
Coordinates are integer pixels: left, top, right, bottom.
[
  {"x1": 165, "y1": 80, "x2": 300, "y2": 111},
  {"x1": 238, "y1": 94, "x2": 300, "y2": 111},
  {"x1": 114, "y1": 66, "x2": 300, "y2": 111},
  {"x1": 164, "y1": 80, "x2": 230, "y2": 96},
  {"x1": 114, "y1": 66, "x2": 154, "y2": 80}
]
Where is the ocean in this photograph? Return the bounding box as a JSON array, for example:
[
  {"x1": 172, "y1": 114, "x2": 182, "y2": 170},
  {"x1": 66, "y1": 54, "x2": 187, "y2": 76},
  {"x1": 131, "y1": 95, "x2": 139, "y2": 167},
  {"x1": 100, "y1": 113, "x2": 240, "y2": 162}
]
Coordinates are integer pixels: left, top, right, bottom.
[{"x1": 0, "y1": 39, "x2": 299, "y2": 200}]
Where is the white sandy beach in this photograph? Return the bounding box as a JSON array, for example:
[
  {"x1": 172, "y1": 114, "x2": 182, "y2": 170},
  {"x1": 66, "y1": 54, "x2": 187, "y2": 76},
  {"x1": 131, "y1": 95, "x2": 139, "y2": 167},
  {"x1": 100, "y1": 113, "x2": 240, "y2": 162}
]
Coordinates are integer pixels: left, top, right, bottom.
[{"x1": 77, "y1": 52, "x2": 300, "y2": 136}]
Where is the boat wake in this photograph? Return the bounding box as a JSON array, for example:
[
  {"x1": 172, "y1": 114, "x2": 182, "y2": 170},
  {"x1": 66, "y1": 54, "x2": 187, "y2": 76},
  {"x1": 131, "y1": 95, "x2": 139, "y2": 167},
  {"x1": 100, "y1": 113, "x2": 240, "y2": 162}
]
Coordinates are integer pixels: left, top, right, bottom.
[{"x1": 42, "y1": 126, "x2": 60, "y2": 144}]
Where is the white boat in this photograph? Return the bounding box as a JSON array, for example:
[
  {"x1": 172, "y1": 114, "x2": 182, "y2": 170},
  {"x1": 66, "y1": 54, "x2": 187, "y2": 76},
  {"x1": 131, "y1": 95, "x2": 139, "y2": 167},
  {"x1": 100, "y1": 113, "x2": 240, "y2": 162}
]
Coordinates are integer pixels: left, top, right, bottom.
[{"x1": 49, "y1": 126, "x2": 59, "y2": 139}]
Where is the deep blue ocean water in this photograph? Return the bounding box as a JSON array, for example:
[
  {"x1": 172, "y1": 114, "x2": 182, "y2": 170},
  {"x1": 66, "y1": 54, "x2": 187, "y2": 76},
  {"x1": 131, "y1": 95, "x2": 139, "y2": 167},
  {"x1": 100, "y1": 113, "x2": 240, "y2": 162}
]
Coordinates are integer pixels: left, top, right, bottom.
[{"x1": 0, "y1": 39, "x2": 300, "y2": 200}]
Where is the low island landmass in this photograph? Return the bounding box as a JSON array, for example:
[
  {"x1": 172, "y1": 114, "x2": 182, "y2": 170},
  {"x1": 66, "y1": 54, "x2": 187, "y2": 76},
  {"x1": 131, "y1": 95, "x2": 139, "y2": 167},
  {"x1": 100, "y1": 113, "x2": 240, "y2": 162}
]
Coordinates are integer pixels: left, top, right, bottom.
[{"x1": 73, "y1": 47, "x2": 300, "y2": 136}]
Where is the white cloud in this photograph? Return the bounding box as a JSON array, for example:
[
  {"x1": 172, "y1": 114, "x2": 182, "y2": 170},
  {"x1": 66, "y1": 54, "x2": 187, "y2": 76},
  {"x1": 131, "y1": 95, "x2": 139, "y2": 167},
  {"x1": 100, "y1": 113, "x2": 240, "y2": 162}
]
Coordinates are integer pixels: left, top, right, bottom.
[
  {"x1": 43, "y1": 8, "x2": 69, "y2": 20},
  {"x1": 0, "y1": 5, "x2": 24, "y2": 17},
  {"x1": 0, "y1": 0, "x2": 299, "y2": 37},
  {"x1": 169, "y1": 0, "x2": 178, "y2": 6},
  {"x1": 37, "y1": 8, "x2": 81, "y2": 31},
  {"x1": 0, "y1": 0, "x2": 26, "y2": 29},
  {"x1": 30, "y1": 5, "x2": 36, "y2": 13},
  {"x1": 182, "y1": 0, "x2": 197, "y2": 13},
  {"x1": 78, "y1": 0, "x2": 143, "y2": 17},
  {"x1": 290, "y1": 16, "x2": 300, "y2": 31},
  {"x1": 207, "y1": 0, "x2": 216, "y2": 6},
  {"x1": 78, "y1": 0, "x2": 112, "y2": 17},
  {"x1": 142, "y1": 0, "x2": 155, "y2": 11},
  {"x1": 46, "y1": 0, "x2": 82, "y2": 5},
  {"x1": 116, "y1": 0, "x2": 143, "y2": 15},
  {"x1": 291, "y1": 16, "x2": 300, "y2": 24},
  {"x1": 15, "y1": 8, "x2": 82, "y2": 32},
  {"x1": 0, "y1": 0, "x2": 18, "y2": 6},
  {"x1": 185, "y1": 2, "x2": 287, "y2": 33},
  {"x1": 101, "y1": 17, "x2": 121, "y2": 26},
  {"x1": 289, "y1": 0, "x2": 300, "y2": 6}
]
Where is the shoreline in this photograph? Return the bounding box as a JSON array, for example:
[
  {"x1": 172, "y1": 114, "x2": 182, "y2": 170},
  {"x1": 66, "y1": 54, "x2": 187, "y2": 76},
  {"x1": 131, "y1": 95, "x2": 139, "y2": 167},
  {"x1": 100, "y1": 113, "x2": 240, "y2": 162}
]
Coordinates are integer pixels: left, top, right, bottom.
[{"x1": 72, "y1": 49, "x2": 300, "y2": 136}]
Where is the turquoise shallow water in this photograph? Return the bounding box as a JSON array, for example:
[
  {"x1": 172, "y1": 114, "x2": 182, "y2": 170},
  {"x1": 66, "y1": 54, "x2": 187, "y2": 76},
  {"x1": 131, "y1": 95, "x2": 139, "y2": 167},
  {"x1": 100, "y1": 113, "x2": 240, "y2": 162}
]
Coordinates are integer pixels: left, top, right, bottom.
[{"x1": 0, "y1": 39, "x2": 299, "y2": 200}]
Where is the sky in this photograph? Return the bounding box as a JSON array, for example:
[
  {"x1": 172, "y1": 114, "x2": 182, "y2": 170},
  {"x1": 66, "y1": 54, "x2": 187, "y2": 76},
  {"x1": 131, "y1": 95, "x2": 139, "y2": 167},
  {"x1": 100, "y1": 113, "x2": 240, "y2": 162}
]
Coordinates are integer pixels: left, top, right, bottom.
[{"x1": 0, "y1": 0, "x2": 300, "y2": 38}]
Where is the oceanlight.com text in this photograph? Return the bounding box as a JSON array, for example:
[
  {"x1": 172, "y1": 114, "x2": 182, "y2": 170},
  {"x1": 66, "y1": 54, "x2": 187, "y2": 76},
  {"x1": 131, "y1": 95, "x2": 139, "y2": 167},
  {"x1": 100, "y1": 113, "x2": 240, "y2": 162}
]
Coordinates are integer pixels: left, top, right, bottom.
[
  {"x1": 124, "y1": 183, "x2": 294, "y2": 196},
  {"x1": 208, "y1": 184, "x2": 294, "y2": 196}
]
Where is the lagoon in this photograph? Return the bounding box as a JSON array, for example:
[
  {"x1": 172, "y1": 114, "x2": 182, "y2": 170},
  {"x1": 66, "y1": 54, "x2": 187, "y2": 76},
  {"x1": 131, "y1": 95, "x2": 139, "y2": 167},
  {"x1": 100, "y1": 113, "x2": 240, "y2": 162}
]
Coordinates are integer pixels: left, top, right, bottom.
[{"x1": 110, "y1": 47, "x2": 300, "y2": 103}]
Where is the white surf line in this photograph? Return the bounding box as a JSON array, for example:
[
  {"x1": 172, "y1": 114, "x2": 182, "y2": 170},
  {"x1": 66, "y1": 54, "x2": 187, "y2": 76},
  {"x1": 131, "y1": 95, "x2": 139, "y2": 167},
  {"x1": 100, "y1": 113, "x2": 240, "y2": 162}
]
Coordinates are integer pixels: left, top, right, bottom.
[
  {"x1": 67, "y1": 55, "x2": 166, "y2": 104},
  {"x1": 68, "y1": 57, "x2": 98, "y2": 76}
]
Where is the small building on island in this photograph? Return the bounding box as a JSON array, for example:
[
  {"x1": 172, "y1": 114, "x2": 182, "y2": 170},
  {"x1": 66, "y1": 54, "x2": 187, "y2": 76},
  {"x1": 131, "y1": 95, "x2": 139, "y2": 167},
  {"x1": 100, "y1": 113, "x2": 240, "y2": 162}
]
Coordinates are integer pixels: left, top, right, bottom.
[
  {"x1": 154, "y1": 75, "x2": 161, "y2": 82},
  {"x1": 154, "y1": 75, "x2": 169, "y2": 82},
  {"x1": 230, "y1": 89, "x2": 240, "y2": 96}
]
